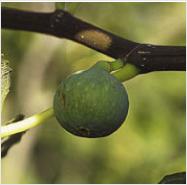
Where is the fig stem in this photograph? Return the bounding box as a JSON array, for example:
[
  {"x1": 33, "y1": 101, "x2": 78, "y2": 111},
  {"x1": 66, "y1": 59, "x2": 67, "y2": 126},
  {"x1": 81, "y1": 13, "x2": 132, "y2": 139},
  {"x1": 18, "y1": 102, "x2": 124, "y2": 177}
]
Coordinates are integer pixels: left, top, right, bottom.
[
  {"x1": 95, "y1": 59, "x2": 124, "y2": 72},
  {"x1": 95, "y1": 59, "x2": 139, "y2": 82},
  {"x1": 109, "y1": 59, "x2": 124, "y2": 71},
  {"x1": 1, "y1": 108, "x2": 54, "y2": 138},
  {"x1": 112, "y1": 63, "x2": 140, "y2": 82}
]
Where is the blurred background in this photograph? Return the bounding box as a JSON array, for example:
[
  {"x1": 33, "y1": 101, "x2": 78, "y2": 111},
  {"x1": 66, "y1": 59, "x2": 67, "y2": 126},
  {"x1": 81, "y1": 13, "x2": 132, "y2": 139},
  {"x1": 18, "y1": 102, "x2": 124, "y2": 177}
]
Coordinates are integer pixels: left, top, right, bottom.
[{"x1": 1, "y1": 2, "x2": 186, "y2": 184}]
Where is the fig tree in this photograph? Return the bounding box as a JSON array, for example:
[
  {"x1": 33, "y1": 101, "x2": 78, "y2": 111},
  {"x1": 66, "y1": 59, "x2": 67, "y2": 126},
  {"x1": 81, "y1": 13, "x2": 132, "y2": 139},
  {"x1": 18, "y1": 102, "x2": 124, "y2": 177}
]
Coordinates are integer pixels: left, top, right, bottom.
[{"x1": 53, "y1": 64, "x2": 129, "y2": 138}]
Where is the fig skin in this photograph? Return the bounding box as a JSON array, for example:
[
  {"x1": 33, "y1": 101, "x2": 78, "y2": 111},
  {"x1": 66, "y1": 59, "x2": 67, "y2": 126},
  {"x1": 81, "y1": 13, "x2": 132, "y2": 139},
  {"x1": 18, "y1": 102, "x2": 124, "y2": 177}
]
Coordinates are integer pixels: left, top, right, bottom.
[{"x1": 53, "y1": 65, "x2": 129, "y2": 138}]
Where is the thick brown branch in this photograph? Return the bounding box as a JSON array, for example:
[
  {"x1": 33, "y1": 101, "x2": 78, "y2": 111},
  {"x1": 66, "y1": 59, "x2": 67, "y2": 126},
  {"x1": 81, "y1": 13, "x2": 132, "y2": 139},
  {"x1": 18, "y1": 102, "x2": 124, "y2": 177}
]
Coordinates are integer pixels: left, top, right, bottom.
[
  {"x1": 126, "y1": 44, "x2": 186, "y2": 72},
  {"x1": 2, "y1": 7, "x2": 186, "y2": 73}
]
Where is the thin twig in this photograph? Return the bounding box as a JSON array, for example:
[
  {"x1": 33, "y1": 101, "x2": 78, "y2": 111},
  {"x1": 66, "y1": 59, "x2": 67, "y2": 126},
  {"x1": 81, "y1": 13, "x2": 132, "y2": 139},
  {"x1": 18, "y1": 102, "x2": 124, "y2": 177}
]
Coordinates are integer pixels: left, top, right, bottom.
[{"x1": 1, "y1": 114, "x2": 25, "y2": 158}]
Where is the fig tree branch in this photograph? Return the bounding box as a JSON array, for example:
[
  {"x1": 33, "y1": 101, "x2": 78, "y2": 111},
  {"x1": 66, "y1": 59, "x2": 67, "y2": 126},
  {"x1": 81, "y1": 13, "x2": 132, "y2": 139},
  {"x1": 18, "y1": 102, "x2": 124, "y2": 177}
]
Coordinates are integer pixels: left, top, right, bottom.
[{"x1": 2, "y1": 7, "x2": 186, "y2": 73}]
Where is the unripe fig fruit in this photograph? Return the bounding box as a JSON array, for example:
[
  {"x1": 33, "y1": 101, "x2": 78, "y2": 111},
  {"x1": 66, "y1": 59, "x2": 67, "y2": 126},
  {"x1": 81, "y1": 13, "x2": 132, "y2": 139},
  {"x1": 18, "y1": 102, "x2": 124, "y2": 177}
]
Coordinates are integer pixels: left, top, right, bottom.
[{"x1": 53, "y1": 64, "x2": 129, "y2": 138}]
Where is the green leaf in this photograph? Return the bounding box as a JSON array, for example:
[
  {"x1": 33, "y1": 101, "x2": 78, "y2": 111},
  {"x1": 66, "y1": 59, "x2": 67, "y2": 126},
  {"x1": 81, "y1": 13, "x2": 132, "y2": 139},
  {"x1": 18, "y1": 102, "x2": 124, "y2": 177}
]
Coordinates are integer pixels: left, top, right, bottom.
[{"x1": 1, "y1": 54, "x2": 12, "y2": 108}]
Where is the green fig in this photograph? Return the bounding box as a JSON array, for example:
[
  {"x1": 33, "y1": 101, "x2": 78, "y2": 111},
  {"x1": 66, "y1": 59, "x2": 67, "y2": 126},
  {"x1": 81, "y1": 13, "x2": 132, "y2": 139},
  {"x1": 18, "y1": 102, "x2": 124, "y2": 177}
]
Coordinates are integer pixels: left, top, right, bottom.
[{"x1": 53, "y1": 64, "x2": 129, "y2": 138}]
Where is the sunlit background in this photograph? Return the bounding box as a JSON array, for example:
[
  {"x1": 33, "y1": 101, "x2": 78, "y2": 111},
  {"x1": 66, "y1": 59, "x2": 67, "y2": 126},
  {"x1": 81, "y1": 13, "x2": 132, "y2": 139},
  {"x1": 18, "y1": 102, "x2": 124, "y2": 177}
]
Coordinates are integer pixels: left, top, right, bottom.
[{"x1": 1, "y1": 2, "x2": 186, "y2": 184}]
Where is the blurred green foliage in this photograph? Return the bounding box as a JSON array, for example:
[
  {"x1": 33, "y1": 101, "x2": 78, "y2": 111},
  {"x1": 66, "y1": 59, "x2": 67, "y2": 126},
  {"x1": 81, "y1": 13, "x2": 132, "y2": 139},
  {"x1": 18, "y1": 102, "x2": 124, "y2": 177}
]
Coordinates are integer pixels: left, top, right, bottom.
[{"x1": 1, "y1": 2, "x2": 185, "y2": 184}]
